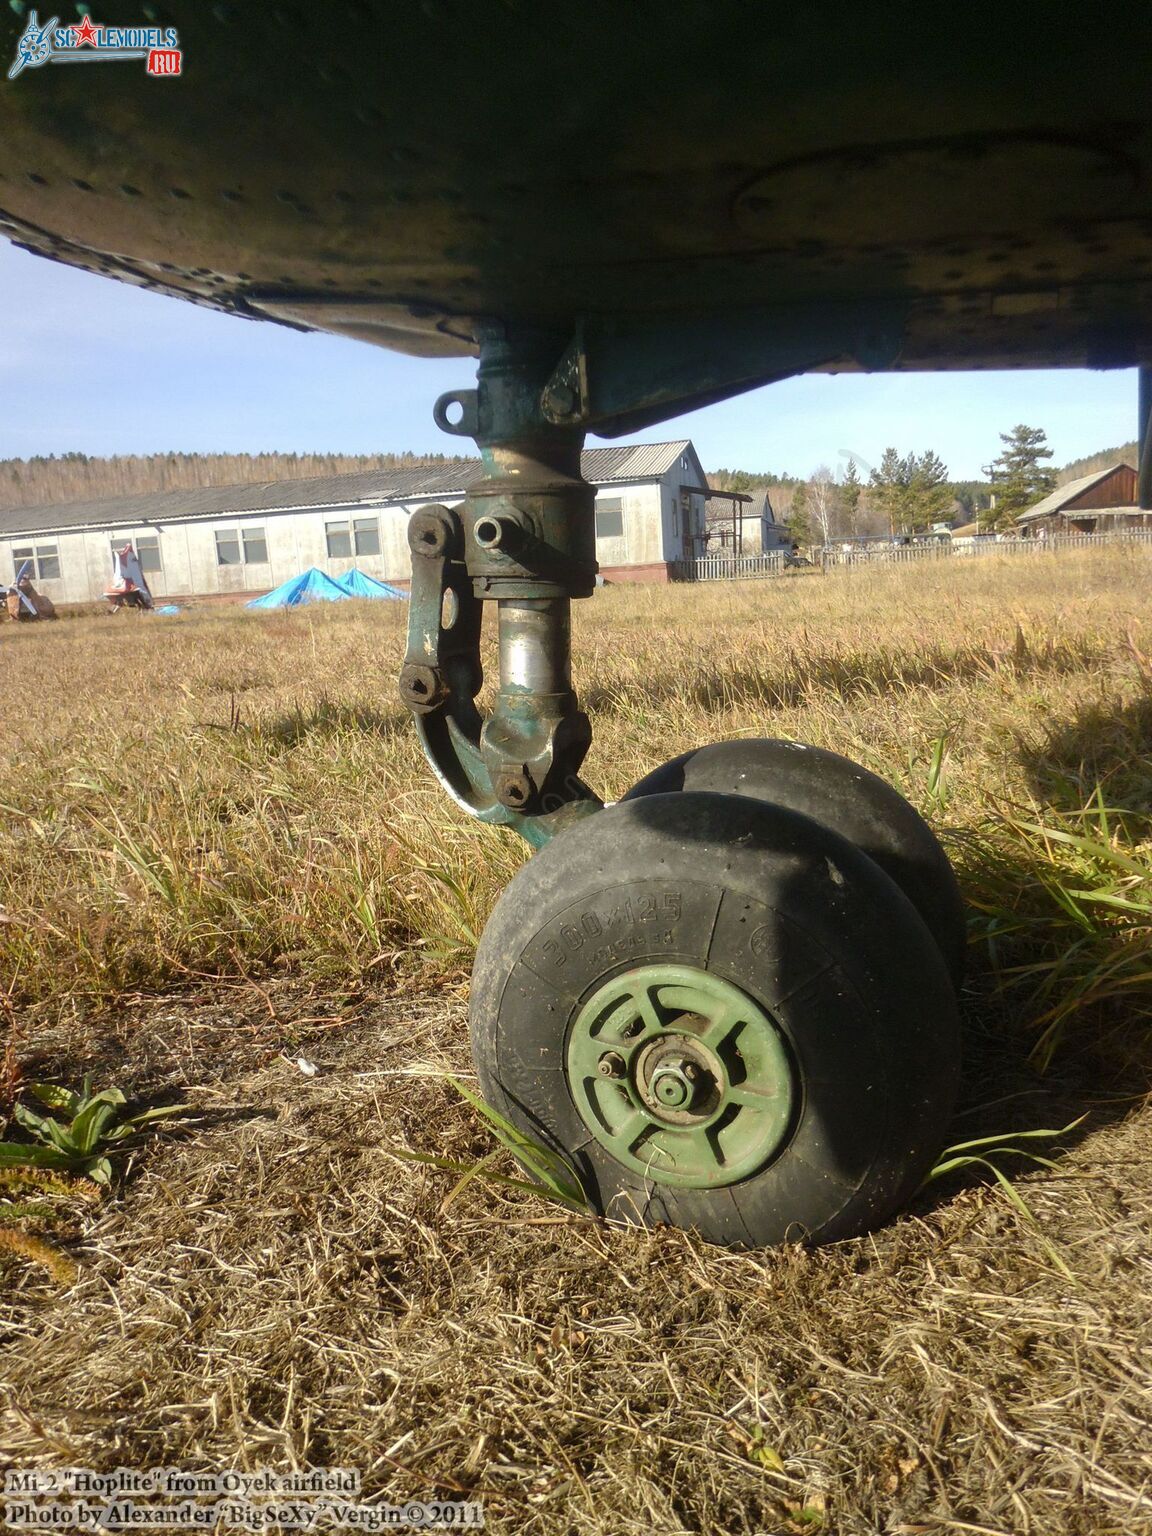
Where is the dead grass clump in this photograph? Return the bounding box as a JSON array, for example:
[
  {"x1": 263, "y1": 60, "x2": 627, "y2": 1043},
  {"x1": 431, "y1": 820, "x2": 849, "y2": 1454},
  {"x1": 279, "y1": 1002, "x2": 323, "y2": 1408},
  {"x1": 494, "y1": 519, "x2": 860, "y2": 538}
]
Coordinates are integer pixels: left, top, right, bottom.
[
  {"x1": 1, "y1": 999, "x2": 1149, "y2": 1534},
  {"x1": 0, "y1": 548, "x2": 1146, "y2": 1024},
  {"x1": 4, "y1": 548, "x2": 1152, "y2": 1531}
]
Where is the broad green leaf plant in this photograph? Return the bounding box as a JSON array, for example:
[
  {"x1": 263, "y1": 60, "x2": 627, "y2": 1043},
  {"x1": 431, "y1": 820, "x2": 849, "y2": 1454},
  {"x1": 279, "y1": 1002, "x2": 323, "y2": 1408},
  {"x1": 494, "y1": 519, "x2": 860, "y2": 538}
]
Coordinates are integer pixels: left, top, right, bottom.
[{"x1": 1, "y1": 1077, "x2": 188, "y2": 1186}]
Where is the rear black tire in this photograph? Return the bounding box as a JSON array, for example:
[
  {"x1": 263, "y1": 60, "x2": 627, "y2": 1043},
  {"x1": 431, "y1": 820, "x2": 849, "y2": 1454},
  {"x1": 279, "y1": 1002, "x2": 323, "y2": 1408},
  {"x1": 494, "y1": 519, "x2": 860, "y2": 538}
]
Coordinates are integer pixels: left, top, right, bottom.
[
  {"x1": 470, "y1": 792, "x2": 961, "y2": 1248},
  {"x1": 623, "y1": 738, "x2": 966, "y2": 986}
]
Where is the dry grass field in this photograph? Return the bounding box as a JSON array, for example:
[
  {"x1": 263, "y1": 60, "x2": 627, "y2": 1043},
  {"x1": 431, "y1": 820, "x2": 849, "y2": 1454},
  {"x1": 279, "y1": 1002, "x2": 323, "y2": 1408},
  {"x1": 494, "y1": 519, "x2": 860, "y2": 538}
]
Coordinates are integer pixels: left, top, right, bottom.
[{"x1": 2, "y1": 548, "x2": 1151, "y2": 1535}]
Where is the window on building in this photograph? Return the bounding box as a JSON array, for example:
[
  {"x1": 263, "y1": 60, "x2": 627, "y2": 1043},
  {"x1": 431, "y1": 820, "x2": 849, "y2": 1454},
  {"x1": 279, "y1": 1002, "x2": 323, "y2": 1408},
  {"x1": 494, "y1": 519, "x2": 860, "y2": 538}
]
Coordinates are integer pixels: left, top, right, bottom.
[
  {"x1": 215, "y1": 527, "x2": 268, "y2": 566},
  {"x1": 110, "y1": 535, "x2": 162, "y2": 573},
  {"x1": 595, "y1": 497, "x2": 624, "y2": 541},
  {"x1": 243, "y1": 527, "x2": 268, "y2": 564},
  {"x1": 325, "y1": 521, "x2": 352, "y2": 559},
  {"x1": 136, "y1": 534, "x2": 162, "y2": 573},
  {"x1": 12, "y1": 543, "x2": 60, "y2": 581},
  {"x1": 353, "y1": 516, "x2": 380, "y2": 556},
  {"x1": 215, "y1": 530, "x2": 242, "y2": 566},
  {"x1": 326, "y1": 516, "x2": 380, "y2": 558}
]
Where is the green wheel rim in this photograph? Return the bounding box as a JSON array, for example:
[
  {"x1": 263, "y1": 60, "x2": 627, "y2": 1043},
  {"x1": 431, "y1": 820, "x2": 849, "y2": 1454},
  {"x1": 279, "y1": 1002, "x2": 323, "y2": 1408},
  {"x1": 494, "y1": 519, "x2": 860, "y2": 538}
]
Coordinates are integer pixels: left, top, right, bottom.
[{"x1": 566, "y1": 963, "x2": 796, "y2": 1189}]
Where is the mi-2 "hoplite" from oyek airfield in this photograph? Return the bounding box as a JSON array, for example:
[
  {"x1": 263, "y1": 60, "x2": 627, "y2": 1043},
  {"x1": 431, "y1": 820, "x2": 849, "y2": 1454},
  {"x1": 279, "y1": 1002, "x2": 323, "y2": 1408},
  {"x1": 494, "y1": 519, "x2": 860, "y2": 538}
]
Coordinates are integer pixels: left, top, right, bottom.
[{"x1": 3, "y1": 7, "x2": 1151, "y2": 1246}]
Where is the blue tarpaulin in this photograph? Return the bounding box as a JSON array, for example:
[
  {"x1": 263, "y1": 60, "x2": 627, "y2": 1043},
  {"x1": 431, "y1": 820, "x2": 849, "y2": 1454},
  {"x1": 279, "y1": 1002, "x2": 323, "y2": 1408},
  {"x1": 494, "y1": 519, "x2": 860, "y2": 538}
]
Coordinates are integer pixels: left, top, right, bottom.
[
  {"x1": 246, "y1": 568, "x2": 350, "y2": 609},
  {"x1": 336, "y1": 569, "x2": 408, "y2": 600}
]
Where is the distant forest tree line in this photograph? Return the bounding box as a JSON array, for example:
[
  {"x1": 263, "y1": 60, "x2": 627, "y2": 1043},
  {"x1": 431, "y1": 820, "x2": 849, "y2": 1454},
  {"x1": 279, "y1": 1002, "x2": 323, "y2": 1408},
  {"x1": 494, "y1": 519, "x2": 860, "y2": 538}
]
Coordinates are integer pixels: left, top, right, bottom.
[
  {"x1": 0, "y1": 450, "x2": 478, "y2": 510},
  {"x1": 0, "y1": 433, "x2": 1140, "y2": 542}
]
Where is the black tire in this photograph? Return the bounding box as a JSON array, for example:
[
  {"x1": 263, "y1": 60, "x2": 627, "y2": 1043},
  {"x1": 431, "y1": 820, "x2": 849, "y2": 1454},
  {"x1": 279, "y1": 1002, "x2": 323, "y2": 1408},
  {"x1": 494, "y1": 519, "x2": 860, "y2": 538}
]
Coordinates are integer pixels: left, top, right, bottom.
[
  {"x1": 470, "y1": 792, "x2": 961, "y2": 1249},
  {"x1": 623, "y1": 739, "x2": 966, "y2": 986}
]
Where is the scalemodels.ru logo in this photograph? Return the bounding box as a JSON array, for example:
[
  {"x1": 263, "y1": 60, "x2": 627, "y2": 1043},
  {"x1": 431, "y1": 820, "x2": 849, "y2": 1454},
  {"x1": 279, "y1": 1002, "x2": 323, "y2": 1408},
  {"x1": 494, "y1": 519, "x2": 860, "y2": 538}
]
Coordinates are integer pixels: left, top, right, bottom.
[{"x1": 8, "y1": 9, "x2": 182, "y2": 80}]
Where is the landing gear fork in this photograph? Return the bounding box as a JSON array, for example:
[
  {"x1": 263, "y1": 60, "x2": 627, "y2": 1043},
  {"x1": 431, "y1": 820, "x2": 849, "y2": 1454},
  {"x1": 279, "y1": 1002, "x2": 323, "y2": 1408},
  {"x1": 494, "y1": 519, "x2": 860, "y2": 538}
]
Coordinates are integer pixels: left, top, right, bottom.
[{"x1": 398, "y1": 325, "x2": 601, "y2": 849}]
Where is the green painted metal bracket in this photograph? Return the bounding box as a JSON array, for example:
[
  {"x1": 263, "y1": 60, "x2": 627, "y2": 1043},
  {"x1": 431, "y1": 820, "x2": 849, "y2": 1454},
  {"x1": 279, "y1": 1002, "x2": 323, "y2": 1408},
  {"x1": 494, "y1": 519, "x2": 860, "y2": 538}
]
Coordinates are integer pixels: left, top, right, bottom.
[
  {"x1": 540, "y1": 300, "x2": 910, "y2": 437},
  {"x1": 398, "y1": 501, "x2": 601, "y2": 849}
]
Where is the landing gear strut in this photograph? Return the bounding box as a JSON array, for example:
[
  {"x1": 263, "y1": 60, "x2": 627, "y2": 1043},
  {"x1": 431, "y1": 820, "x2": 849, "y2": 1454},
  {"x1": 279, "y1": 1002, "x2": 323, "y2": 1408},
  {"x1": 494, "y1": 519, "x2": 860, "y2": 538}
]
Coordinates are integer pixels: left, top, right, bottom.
[
  {"x1": 398, "y1": 326, "x2": 601, "y2": 846},
  {"x1": 400, "y1": 329, "x2": 963, "y2": 1248}
]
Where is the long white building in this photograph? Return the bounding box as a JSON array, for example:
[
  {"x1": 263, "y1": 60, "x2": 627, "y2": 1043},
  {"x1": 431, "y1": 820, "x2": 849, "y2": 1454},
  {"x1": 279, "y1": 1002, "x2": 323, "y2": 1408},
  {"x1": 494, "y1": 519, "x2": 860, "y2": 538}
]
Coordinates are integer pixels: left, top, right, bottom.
[{"x1": 0, "y1": 440, "x2": 786, "y2": 606}]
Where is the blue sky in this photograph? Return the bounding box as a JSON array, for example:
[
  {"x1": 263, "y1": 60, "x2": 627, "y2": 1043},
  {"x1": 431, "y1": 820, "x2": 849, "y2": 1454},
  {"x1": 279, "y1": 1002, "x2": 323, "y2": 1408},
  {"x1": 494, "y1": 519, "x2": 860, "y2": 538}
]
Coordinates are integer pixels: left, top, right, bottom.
[{"x1": 0, "y1": 239, "x2": 1138, "y2": 480}]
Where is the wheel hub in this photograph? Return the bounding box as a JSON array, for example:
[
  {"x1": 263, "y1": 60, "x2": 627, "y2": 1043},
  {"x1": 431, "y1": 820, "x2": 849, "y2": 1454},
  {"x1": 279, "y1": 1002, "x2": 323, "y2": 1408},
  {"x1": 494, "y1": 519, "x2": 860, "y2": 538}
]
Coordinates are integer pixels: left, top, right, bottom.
[
  {"x1": 634, "y1": 1027, "x2": 722, "y2": 1124},
  {"x1": 649, "y1": 1060, "x2": 697, "y2": 1111},
  {"x1": 568, "y1": 965, "x2": 796, "y2": 1188}
]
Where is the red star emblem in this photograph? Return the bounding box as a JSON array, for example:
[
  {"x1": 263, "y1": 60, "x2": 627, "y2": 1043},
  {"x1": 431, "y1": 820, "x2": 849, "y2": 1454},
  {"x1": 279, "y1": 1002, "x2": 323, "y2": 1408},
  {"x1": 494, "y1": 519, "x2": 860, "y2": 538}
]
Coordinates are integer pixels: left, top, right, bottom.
[{"x1": 73, "y1": 16, "x2": 99, "y2": 47}]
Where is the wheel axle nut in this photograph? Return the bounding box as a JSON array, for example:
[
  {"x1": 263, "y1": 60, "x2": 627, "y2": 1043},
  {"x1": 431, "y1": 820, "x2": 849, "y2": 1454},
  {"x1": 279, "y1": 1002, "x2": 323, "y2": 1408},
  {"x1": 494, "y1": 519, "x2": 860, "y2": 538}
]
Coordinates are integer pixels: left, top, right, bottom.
[{"x1": 650, "y1": 1061, "x2": 701, "y2": 1111}]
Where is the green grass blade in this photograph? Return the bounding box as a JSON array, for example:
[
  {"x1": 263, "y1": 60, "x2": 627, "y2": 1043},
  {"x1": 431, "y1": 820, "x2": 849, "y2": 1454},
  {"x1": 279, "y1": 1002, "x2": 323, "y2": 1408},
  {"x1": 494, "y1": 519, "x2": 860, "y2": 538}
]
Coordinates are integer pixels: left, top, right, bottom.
[
  {"x1": 447, "y1": 1077, "x2": 587, "y2": 1207},
  {"x1": 391, "y1": 1148, "x2": 589, "y2": 1213}
]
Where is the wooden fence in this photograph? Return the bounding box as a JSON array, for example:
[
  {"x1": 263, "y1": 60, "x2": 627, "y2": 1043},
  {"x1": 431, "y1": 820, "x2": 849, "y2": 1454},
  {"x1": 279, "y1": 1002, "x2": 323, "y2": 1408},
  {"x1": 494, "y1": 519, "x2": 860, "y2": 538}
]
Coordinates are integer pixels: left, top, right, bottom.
[
  {"x1": 672, "y1": 529, "x2": 1152, "y2": 583},
  {"x1": 677, "y1": 551, "x2": 790, "y2": 582}
]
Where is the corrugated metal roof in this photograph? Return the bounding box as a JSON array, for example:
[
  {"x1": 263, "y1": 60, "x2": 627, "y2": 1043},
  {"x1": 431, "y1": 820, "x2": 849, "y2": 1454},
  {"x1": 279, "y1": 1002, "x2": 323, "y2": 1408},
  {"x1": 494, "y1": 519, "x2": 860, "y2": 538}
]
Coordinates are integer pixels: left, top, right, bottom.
[
  {"x1": 0, "y1": 441, "x2": 693, "y2": 539},
  {"x1": 1015, "y1": 463, "x2": 1134, "y2": 522},
  {"x1": 581, "y1": 441, "x2": 692, "y2": 481}
]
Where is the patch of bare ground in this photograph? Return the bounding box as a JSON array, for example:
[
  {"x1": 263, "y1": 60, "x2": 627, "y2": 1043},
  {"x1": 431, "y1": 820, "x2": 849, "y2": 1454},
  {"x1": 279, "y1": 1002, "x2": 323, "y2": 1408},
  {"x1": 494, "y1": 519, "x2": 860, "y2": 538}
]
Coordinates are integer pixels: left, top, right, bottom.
[{"x1": 2, "y1": 987, "x2": 1149, "y2": 1536}]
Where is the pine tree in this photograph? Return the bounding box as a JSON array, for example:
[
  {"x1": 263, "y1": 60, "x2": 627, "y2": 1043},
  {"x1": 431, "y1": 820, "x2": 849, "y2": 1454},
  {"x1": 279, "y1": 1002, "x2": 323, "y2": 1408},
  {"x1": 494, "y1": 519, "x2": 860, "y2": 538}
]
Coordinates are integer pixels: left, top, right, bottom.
[
  {"x1": 869, "y1": 448, "x2": 951, "y2": 533},
  {"x1": 786, "y1": 481, "x2": 812, "y2": 545},
  {"x1": 840, "y1": 459, "x2": 863, "y2": 534},
  {"x1": 981, "y1": 424, "x2": 1056, "y2": 530},
  {"x1": 907, "y1": 449, "x2": 951, "y2": 529},
  {"x1": 869, "y1": 447, "x2": 908, "y2": 534}
]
